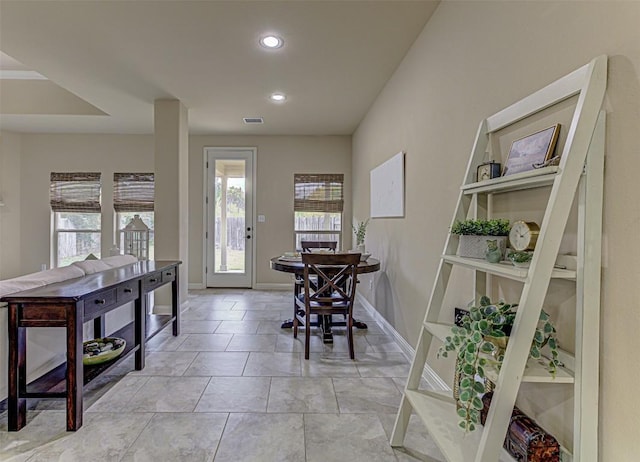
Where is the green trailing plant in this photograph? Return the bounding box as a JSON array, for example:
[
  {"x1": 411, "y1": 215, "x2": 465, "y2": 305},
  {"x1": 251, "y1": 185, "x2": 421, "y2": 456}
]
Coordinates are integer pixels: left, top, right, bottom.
[
  {"x1": 437, "y1": 296, "x2": 560, "y2": 432},
  {"x1": 508, "y1": 250, "x2": 533, "y2": 264},
  {"x1": 451, "y1": 218, "x2": 510, "y2": 236},
  {"x1": 353, "y1": 219, "x2": 369, "y2": 246}
]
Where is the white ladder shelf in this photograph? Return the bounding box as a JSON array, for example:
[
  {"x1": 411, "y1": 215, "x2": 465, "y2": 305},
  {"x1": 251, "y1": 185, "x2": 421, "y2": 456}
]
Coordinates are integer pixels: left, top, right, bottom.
[{"x1": 390, "y1": 56, "x2": 607, "y2": 462}]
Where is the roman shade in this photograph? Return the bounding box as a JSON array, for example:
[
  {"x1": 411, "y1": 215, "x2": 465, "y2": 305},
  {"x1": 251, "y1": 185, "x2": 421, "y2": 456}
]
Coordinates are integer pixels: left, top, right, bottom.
[
  {"x1": 294, "y1": 173, "x2": 344, "y2": 213},
  {"x1": 50, "y1": 172, "x2": 102, "y2": 212},
  {"x1": 113, "y1": 173, "x2": 155, "y2": 212}
]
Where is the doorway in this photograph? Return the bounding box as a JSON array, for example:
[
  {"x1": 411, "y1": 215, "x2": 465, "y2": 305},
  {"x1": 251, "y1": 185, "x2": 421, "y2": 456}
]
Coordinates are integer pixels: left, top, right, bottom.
[{"x1": 205, "y1": 147, "x2": 255, "y2": 288}]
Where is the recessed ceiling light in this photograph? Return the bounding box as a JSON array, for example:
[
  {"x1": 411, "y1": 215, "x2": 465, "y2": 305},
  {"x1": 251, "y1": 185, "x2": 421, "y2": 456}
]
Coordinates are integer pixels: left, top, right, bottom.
[
  {"x1": 260, "y1": 35, "x2": 283, "y2": 49},
  {"x1": 270, "y1": 93, "x2": 286, "y2": 102}
]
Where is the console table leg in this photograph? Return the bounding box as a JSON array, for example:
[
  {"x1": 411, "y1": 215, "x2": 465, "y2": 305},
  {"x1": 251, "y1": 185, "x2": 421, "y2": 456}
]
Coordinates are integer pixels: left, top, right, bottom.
[
  {"x1": 172, "y1": 271, "x2": 180, "y2": 336},
  {"x1": 93, "y1": 316, "x2": 105, "y2": 338},
  {"x1": 8, "y1": 303, "x2": 27, "y2": 431},
  {"x1": 66, "y1": 302, "x2": 83, "y2": 431},
  {"x1": 135, "y1": 288, "x2": 146, "y2": 370}
]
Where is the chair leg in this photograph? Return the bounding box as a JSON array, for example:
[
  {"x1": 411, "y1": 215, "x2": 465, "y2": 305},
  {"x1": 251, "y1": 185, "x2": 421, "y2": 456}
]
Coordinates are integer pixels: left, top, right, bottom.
[
  {"x1": 305, "y1": 310, "x2": 311, "y2": 360},
  {"x1": 347, "y1": 315, "x2": 355, "y2": 360},
  {"x1": 293, "y1": 309, "x2": 298, "y2": 338}
]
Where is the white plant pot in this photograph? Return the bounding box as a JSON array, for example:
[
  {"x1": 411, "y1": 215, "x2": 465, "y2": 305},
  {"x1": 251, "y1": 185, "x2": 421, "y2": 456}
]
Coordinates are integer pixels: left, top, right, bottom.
[{"x1": 457, "y1": 235, "x2": 507, "y2": 259}]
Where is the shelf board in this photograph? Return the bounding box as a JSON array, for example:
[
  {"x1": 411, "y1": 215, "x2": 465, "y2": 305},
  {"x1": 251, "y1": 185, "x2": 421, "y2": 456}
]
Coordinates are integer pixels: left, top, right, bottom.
[
  {"x1": 0, "y1": 313, "x2": 176, "y2": 408},
  {"x1": 404, "y1": 389, "x2": 515, "y2": 462},
  {"x1": 442, "y1": 255, "x2": 576, "y2": 281},
  {"x1": 462, "y1": 166, "x2": 559, "y2": 195},
  {"x1": 424, "y1": 322, "x2": 574, "y2": 384}
]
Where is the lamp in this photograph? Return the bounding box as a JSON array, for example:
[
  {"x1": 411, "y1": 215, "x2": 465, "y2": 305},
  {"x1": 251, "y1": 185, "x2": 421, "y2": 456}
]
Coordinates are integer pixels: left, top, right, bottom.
[{"x1": 122, "y1": 214, "x2": 149, "y2": 260}]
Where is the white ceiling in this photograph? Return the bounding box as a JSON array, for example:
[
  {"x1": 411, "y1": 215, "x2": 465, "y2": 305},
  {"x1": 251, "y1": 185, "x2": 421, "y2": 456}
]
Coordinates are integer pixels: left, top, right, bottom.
[{"x1": 0, "y1": 0, "x2": 439, "y2": 135}]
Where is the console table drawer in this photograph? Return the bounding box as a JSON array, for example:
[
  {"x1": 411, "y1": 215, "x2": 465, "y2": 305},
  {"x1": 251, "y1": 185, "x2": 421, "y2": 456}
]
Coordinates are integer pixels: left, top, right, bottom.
[
  {"x1": 84, "y1": 289, "x2": 117, "y2": 317},
  {"x1": 117, "y1": 283, "x2": 139, "y2": 303},
  {"x1": 161, "y1": 268, "x2": 176, "y2": 283},
  {"x1": 143, "y1": 273, "x2": 163, "y2": 291}
]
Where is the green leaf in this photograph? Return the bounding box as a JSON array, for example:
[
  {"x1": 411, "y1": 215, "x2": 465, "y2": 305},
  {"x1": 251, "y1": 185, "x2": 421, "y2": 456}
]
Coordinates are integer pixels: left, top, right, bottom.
[
  {"x1": 534, "y1": 330, "x2": 544, "y2": 343},
  {"x1": 466, "y1": 343, "x2": 476, "y2": 354},
  {"x1": 465, "y1": 351, "x2": 476, "y2": 364},
  {"x1": 544, "y1": 322, "x2": 554, "y2": 334},
  {"x1": 477, "y1": 365, "x2": 485, "y2": 378},
  {"x1": 457, "y1": 408, "x2": 468, "y2": 418},
  {"x1": 478, "y1": 320, "x2": 489, "y2": 331},
  {"x1": 548, "y1": 338, "x2": 557, "y2": 349},
  {"x1": 539, "y1": 310, "x2": 549, "y2": 321},
  {"x1": 463, "y1": 364, "x2": 475, "y2": 375},
  {"x1": 460, "y1": 377, "x2": 472, "y2": 388},
  {"x1": 472, "y1": 331, "x2": 483, "y2": 343},
  {"x1": 472, "y1": 396, "x2": 483, "y2": 410},
  {"x1": 480, "y1": 341, "x2": 495, "y2": 353},
  {"x1": 480, "y1": 296, "x2": 491, "y2": 306},
  {"x1": 458, "y1": 421, "x2": 468, "y2": 431},
  {"x1": 459, "y1": 390, "x2": 472, "y2": 402},
  {"x1": 530, "y1": 345, "x2": 540, "y2": 358},
  {"x1": 473, "y1": 382, "x2": 486, "y2": 394},
  {"x1": 468, "y1": 423, "x2": 476, "y2": 432}
]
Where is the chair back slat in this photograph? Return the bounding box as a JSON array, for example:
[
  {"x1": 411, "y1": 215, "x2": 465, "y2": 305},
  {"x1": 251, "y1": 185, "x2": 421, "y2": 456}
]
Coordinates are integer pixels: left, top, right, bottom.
[{"x1": 301, "y1": 240, "x2": 338, "y2": 252}]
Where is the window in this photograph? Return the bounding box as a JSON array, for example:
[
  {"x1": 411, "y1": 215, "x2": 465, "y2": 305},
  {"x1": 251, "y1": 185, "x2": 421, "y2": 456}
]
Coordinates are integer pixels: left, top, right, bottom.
[
  {"x1": 293, "y1": 173, "x2": 344, "y2": 250},
  {"x1": 114, "y1": 173, "x2": 155, "y2": 259},
  {"x1": 50, "y1": 172, "x2": 102, "y2": 267}
]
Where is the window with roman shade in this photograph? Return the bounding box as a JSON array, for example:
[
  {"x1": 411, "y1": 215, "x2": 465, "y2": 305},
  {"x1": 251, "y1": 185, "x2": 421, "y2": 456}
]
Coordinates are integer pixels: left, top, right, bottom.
[
  {"x1": 293, "y1": 173, "x2": 344, "y2": 250},
  {"x1": 114, "y1": 173, "x2": 155, "y2": 260},
  {"x1": 50, "y1": 172, "x2": 102, "y2": 267},
  {"x1": 113, "y1": 172, "x2": 155, "y2": 212},
  {"x1": 294, "y1": 173, "x2": 344, "y2": 213},
  {"x1": 49, "y1": 172, "x2": 102, "y2": 212}
]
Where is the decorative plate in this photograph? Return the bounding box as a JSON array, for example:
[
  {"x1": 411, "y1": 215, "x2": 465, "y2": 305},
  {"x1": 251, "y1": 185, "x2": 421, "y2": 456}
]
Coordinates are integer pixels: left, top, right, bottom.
[{"x1": 83, "y1": 337, "x2": 126, "y2": 366}]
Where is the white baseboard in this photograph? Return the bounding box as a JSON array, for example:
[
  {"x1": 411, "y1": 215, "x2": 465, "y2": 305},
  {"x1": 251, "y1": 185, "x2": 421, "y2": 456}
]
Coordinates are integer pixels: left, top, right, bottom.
[
  {"x1": 254, "y1": 283, "x2": 292, "y2": 290},
  {"x1": 356, "y1": 293, "x2": 450, "y2": 392}
]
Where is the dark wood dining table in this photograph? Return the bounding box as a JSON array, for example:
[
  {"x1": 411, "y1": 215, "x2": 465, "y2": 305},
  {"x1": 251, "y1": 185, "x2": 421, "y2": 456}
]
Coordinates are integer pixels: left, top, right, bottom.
[{"x1": 270, "y1": 255, "x2": 380, "y2": 342}]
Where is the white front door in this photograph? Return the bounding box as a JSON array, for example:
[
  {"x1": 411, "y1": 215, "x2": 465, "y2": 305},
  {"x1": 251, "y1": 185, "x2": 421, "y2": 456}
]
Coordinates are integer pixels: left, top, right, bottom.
[{"x1": 205, "y1": 147, "x2": 255, "y2": 288}]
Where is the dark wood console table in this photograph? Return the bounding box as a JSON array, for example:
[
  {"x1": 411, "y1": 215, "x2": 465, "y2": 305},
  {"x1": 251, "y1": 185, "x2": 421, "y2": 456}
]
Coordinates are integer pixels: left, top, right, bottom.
[{"x1": 1, "y1": 260, "x2": 181, "y2": 431}]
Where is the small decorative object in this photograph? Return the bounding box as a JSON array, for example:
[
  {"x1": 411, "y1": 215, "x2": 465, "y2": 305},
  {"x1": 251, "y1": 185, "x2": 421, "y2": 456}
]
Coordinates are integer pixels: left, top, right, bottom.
[
  {"x1": 438, "y1": 296, "x2": 559, "y2": 432},
  {"x1": 484, "y1": 239, "x2": 503, "y2": 263},
  {"x1": 353, "y1": 218, "x2": 369, "y2": 253},
  {"x1": 476, "y1": 161, "x2": 501, "y2": 182},
  {"x1": 451, "y1": 219, "x2": 510, "y2": 259},
  {"x1": 83, "y1": 337, "x2": 126, "y2": 366},
  {"x1": 509, "y1": 220, "x2": 540, "y2": 251},
  {"x1": 480, "y1": 393, "x2": 561, "y2": 462},
  {"x1": 122, "y1": 214, "x2": 150, "y2": 260},
  {"x1": 503, "y1": 124, "x2": 561, "y2": 176},
  {"x1": 508, "y1": 250, "x2": 533, "y2": 268}
]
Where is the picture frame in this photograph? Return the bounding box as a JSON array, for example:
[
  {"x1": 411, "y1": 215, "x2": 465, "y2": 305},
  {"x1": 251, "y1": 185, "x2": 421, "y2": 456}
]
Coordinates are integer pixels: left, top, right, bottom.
[{"x1": 502, "y1": 124, "x2": 561, "y2": 176}]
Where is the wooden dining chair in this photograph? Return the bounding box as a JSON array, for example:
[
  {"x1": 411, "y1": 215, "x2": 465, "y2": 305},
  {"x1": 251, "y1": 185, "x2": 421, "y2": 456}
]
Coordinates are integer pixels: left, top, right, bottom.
[
  {"x1": 294, "y1": 240, "x2": 339, "y2": 316},
  {"x1": 294, "y1": 252, "x2": 361, "y2": 359}
]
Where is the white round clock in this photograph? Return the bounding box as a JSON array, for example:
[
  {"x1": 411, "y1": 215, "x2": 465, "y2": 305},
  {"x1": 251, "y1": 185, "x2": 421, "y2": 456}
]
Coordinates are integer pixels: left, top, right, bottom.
[{"x1": 509, "y1": 220, "x2": 540, "y2": 251}]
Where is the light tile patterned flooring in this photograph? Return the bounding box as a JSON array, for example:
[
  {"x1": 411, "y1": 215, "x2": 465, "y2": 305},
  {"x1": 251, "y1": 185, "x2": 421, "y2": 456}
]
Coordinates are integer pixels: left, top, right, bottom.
[{"x1": 0, "y1": 289, "x2": 444, "y2": 461}]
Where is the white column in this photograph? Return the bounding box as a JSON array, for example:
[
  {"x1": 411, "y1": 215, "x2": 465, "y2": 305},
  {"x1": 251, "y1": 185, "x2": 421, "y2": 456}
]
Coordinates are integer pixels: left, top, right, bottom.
[{"x1": 154, "y1": 100, "x2": 189, "y2": 310}]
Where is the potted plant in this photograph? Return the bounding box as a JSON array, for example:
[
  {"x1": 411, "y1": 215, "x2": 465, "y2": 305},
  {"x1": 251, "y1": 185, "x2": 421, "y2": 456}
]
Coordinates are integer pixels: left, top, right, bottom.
[
  {"x1": 353, "y1": 218, "x2": 369, "y2": 253},
  {"x1": 450, "y1": 218, "x2": 510, "y2": 259},
  {"x1": 438, "y1": 296, "x2": 560, "y2": 432}
]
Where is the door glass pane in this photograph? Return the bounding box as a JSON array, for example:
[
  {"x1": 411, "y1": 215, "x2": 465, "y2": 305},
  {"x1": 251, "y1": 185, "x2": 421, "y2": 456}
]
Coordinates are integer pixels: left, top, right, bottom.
[{"x1": 214, "y1": 159, "x2": 246, "y2": 274}]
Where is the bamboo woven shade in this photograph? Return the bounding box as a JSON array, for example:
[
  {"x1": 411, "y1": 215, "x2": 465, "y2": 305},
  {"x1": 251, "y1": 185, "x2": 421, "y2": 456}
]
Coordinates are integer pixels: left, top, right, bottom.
[
  {"x1": 49, "y1": 172, "x2": 102, "y2": 212},
  {"x1": 294, "y1": 173, "x2": 344, "y2": 213},
  {"x1": 113, "y1": 173, "x2": 155, "y2": 212}
]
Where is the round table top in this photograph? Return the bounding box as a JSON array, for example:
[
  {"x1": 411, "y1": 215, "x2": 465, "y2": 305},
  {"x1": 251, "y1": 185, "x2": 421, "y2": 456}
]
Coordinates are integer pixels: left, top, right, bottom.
[{"x1": 270, "y1": 255, "x2": 380, "y2": 275}]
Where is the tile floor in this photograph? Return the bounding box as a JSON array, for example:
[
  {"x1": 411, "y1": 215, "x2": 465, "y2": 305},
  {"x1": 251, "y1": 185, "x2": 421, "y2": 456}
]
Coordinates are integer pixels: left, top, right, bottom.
[{"x1": 0, "y1": 289, "x2": 444, "y2": 461}]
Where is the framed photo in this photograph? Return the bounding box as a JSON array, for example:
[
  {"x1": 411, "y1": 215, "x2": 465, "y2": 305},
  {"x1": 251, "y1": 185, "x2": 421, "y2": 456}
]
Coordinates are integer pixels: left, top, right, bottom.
[{"x1": 502, "y1": 124, "x2": 561, "y2": 176}]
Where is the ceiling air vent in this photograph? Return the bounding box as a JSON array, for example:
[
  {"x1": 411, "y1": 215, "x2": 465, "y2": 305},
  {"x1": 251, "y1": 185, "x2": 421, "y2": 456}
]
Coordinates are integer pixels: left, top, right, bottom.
[{"x1": 243, "y1": 117, "x2": 264, "y2": 124}]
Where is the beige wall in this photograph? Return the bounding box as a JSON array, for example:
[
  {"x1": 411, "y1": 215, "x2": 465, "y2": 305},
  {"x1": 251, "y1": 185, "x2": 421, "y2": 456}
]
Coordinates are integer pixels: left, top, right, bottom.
[
  {"x1": 2, "y1": 133, "x2": 351, "y2": 287},
  {"x1": 189, "y1": 135, "x2": 352, "y2": 287},
  {"x1": 352, "y1": 1, "x2": 640, "y2": 458},
  {"x1": 0, "y1": 131, "x2": 22, "y2": 279},
  {"x1": 15, "y1": 134, "x2": 154, "y2": 274}
]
